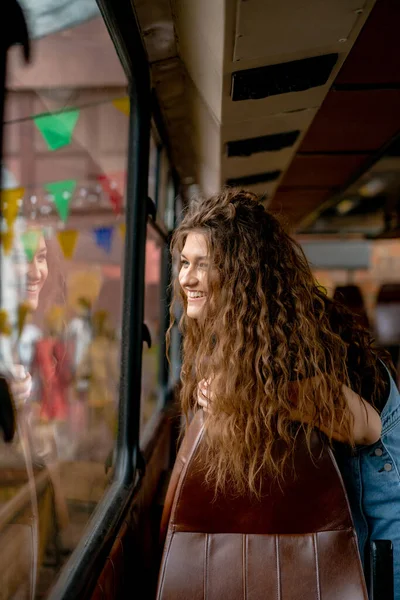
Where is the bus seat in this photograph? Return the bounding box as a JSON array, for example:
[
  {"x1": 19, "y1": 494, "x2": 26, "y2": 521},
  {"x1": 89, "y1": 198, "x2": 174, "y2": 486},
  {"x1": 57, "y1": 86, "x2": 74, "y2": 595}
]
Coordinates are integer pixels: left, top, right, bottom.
[
  {"x1": 333, "y1": 285, "x2": 370, "y2": 330},
  {"x1": 90, "y1": 520, "x2": 128, "y2": 600},
  {"x1": 157, "y1": 411, "x2": 368, "y2": 600}
]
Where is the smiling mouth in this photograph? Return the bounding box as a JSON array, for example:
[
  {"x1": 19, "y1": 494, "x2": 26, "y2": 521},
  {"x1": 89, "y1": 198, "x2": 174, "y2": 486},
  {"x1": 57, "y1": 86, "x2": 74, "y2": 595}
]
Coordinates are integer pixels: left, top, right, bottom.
[
  {"x1": 26, "y1": 284, "x2": 40, "y2": 293},
  {"x1": 187, "y1": 292, "x2": 206, "y2": 301}
]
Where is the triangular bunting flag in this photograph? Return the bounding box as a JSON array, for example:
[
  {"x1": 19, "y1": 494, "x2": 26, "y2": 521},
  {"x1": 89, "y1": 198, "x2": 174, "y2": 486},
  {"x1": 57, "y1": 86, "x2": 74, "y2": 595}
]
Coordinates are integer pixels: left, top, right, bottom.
[
  {"x1": 94, "y1": 227, "x2": 114, "y2": 254},
  {"x1": 21, "y1": 229, "x2": 42, "y2": 262},
  {"x1": 45, "y1": 180, "x2": 76, "y2": 222},
  {"x1": 34, "y1": 109, "x2": 80, "y2": 151},
  {"x1": 0, "y1": 229, "x2": 14, "y2": 255},
  {"x1": 17, "y1": 302, "x2": 31, "y2": 338},
  {"x1": 0, "y1": 187, "x2": 24, "y2": 229},
  {"x1": 119, "y1": 223, "x2": 126, "y2": 239},
  {"x1": 57, "y1": 230, "x2": 78, "y2": 259},
  {"x1": 97, "y1": 174, "x2": 123, "y2": 215},
  {"x1": 0, "y1": 310, "x2": 11, "y2": 336},
  {"x1": 112, "y1": 97, "x2": 130, "y2": 116}
]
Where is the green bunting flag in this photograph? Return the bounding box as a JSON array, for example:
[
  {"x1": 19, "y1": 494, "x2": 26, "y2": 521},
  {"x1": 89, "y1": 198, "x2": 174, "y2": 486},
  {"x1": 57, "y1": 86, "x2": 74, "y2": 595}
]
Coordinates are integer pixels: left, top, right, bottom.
[
  {"x1": 45, "y1": 180, "x2": 77, "y2": 222},
  {"x1": 21, "y1": 229, "x2": 42, "y2": 262},
  {"x1": 34, "y1": 109, "x2": 80, "y2": 151}
]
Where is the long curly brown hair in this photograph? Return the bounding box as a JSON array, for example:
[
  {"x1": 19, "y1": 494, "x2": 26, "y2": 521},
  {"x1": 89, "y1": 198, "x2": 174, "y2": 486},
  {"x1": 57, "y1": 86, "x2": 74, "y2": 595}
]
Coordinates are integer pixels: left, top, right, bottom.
[{"x1": 167, "y1": 188, "x2": 388, "y2": 497}]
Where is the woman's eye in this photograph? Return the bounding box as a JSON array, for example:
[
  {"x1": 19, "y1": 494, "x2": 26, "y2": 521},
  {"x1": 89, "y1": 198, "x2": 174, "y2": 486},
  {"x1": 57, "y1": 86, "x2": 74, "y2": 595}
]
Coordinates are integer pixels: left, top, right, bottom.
[
  {"x1": 180, "y1": 259, "x2": 189, "y2": 267},
  {"x1": 199, "y1": 263, "x2": 209, "y2": 269}
]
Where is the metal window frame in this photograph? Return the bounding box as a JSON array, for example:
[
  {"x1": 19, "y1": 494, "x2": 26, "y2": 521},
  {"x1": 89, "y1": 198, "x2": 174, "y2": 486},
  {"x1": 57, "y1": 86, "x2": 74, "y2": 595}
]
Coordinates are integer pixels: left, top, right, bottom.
[{"x1": 47, "y1": 0, "x2": 151, "y2": 597}]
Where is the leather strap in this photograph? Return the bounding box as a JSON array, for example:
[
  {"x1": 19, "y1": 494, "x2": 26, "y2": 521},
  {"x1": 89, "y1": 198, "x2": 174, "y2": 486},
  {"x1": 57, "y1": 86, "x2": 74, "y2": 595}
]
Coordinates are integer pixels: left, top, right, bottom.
[{"x1": 159, "y1": 411, "x2": 204, "y2": 545}]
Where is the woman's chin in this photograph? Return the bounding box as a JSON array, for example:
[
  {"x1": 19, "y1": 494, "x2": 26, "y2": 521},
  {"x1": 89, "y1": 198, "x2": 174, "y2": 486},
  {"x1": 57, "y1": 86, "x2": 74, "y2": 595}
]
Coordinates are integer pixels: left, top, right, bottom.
[
  {"x1": 24, "y1": 295, "x2": 38, "y2": 311},
  {"x1": 186, "y1": 306, "x2": 202, "y2": 319}
]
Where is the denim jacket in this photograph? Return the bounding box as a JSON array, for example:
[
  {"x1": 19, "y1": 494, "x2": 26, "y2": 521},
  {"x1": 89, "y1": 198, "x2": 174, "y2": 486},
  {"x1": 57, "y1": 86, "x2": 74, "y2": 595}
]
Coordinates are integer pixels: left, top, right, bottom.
[{"x1": 335, "y1": 368, "x2": 400, "y2": 598}]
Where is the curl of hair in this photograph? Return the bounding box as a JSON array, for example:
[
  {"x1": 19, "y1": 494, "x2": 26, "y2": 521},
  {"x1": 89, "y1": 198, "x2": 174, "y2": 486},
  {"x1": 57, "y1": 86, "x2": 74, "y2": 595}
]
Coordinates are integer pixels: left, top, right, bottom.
[{"x1": 167, "y1": 188, "x2": 387, "y2": 497}]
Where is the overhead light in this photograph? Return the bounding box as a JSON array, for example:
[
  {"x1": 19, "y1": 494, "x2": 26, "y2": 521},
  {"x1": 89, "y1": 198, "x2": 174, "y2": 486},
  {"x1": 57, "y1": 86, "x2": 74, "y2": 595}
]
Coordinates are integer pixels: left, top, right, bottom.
[
  {"x1": 358, "y1": 177, "x2": 386, "y2": 197},
  {"x1": 336, "y1": 198, "x2": 359, "y2": 215}
]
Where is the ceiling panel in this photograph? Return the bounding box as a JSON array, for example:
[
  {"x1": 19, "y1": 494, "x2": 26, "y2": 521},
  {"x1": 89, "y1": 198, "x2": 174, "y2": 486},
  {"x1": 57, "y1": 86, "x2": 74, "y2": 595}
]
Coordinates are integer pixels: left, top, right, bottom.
[
  {"x1": 300, "y1": 89, "x2": 400, "y2": 152},
  {"x1": 242, "y1": 181, "x2": 278, "y2": 199},
  {"x1": 223, "y1": 149, "x2": 293, "y2": 180},
  {"x1": 336, "y1": 0, "x2": 400, "y2": 84},
  {"x1": 221, "y1": 108, "x2": 317, "y2": 181},
  {"x1": 222, "y1": 78, "x2": 331, "y2": 122},
  {"x1": 282, "y1": 154, "x2": 369, "y2": 187},
  {"x1": 233, "y1": 0, "x2": 367, "y2": 63},
  {"x1": 222, "y1": 107, "x2": 317, "y2": 142},
  {"x1": 226, "y1": 170, "x2": 281, "y2": 187},
  {"x1": 268, "y1": 187, "x2": 333, "y2": 225},
  {"x1": 231, "y1": 54, "x2": 338, "y2": 101}
]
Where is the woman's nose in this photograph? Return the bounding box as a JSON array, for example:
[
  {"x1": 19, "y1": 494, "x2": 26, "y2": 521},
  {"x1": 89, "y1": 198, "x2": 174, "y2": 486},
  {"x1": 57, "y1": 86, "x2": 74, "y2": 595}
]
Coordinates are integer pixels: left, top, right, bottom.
[
  {"x1": 180, "y1": 266, "x2": 198, "y2": 287},
  {"x1": 27, "y1": 259, "x2": 40, "y2": 281}
]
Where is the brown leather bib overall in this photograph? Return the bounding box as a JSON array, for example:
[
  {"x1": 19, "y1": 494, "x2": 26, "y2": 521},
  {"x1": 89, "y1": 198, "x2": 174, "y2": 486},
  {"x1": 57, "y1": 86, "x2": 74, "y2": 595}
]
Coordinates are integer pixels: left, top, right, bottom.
[{"x1": 157, "y1": 411, "x2": 368, "y2": 600}]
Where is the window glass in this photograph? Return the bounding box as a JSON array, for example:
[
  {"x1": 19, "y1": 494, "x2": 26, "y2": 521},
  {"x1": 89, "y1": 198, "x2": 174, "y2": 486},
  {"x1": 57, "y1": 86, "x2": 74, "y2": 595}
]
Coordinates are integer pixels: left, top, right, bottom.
[
  {"x1": 148, "y1": 132, "x2": 158, "y2": 204},
  {"x1": 140, "y1": 225, "x2": 165, "y2": 440},
  {"x1": 165, "y1": 173, "x2": 176, "y2": 230},
  {"x1": 1, "y1": 14, "x2": 129, "y2": 598},
  {"x1": 157, "y1": 148, "x2": 169, "y2": 224}
]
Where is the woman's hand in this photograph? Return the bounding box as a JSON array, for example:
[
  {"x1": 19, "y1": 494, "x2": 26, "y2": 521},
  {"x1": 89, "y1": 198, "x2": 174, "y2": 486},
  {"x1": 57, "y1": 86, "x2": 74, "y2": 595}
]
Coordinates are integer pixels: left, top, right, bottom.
[
  {"x1": 197, "y1": 379, "x2": 213, "y2": 413},
  {"x1": 9, "y1": 365, "x2": 32, "y2": 407}
]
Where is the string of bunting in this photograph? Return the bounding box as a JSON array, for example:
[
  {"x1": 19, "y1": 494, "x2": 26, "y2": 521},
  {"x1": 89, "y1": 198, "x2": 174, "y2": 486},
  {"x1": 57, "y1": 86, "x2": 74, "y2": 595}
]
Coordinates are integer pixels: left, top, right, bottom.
[
  {"x1": 55, "y1": 224, "x2": 124, "y2": 259},
  {"x1": 0, "y1": 98, "x2": 130, "y2": 331},
  {"x1": 0, "y1": 93, "x2": 129, "y2": 259},
  {"x1": 1, "y1": 173, "x2": 125, "y2": 229},
  {"x1": 1, "y1": 183, "x2": 125, "y2": 260},
  {"x1": 5, "y1": 96, "x2": 130, "y2": 127},
  {"x1": 0, "y1": 220, "x2": 124, "y2": 261},
  {"x1": 4, "y1": 94, "x2": 129, "y2": 155},
  {"x1": 32, "y1": 97, "x2": 129, "y2": 152}
]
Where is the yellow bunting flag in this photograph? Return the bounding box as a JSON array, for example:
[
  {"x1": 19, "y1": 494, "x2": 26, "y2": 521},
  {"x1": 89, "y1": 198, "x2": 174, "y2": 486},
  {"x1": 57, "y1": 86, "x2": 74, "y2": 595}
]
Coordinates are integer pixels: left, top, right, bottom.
[
  {"x1": 67, "y1": 270, "x2": 102, "y2": 311},
  {"x1": 57, "y1": 229, "x2": 79, "y2": 260},
  {"x1": 0, "y1": 187, "x2": 24, "y2": 229},
  {"x1": 0, "y1": 310, "x2": 11, "y2": 336},
  {"x1": 17, "y1": 302, "x2": 32, "y2": 338},
  {"x1": 119, "y1": 223, "x2": 126, "y2": 239},
  {"x1": 112, "y1": 97, "x2": 130, "y2": 117},
  {"x1": 0, "y1": 229, "x2": 14, "y2": 255}
]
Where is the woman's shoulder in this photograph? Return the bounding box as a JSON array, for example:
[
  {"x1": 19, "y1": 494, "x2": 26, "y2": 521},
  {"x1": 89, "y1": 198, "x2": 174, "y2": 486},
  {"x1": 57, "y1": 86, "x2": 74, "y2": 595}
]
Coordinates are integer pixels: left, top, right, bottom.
[{"x1": 347, "y1": 351, "x2": 393, "y2": 412}]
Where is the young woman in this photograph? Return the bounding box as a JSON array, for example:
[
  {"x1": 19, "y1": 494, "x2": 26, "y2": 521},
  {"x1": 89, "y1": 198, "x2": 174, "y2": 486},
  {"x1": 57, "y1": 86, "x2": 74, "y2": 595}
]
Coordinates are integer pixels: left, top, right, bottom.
[
  {"x1": 169, "y1": 188, "x2": 400, "y2": 596},
  {"x1": 5, "y1": 230, "x2": 49, "y2": 405}
]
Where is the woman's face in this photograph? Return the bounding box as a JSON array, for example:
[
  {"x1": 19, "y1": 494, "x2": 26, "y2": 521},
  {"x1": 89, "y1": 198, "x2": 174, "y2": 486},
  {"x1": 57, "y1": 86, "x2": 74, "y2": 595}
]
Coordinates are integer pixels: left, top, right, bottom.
[
  {"x1": 25, "y1": 234, "x2": 48, "y2": 310},
  {"x1": 179, "y1": 232, "x2": 209, "y2": 319}
]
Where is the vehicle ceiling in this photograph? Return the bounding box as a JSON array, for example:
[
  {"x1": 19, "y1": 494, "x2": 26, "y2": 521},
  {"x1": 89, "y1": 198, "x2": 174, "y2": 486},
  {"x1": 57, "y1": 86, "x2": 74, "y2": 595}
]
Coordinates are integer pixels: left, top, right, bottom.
[{"x1": 134, "y1": 0, "x2": 400, "y2": 238}]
